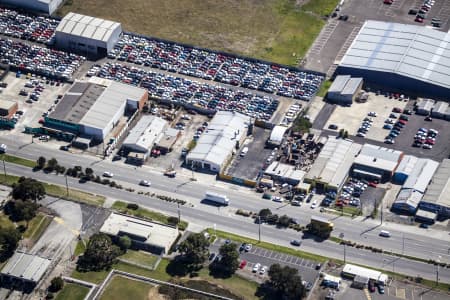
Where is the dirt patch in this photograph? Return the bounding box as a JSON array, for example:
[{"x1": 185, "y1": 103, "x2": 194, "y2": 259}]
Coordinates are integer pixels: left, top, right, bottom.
[{"x1": 147, "y1": 286, "x2": 166, "y2": 300}]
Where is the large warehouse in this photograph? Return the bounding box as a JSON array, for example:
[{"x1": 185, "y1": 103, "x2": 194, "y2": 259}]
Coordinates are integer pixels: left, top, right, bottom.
[
  {"x1": 336, "y1": 20, "x2": 450, "y2": 100},
  {"x1": 305, "y1": 137, "x2": 362, "y2": 192},
  {"x1": 351, "y1": 144, "x2": 403, "y2": 182},
  {"x1": 0, "y1": 0, "x2": 64, "y2": 15},
  {"x1": 55, "y1": 12, "x2": 122, "y2": 58},
  {"x1": 46, "y1": 77, "x2": 148, "y2": 142},
  {"x1": 186, "y1": 111, "x2": 250, "y2": 173},
  {"x1": 419, "y1": 159, "x2": 450, "y2": 219}
]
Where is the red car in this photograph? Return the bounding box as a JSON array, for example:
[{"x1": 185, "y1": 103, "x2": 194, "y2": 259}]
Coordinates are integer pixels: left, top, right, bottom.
[
  {"x1": 384, "y1": 0, "x2": 393, "y2": 4},
  {"x1": 398, "y1": 119, "x2": 407, "y2": 125},
  {"x1": 392, "y1": 107, "x2": 402, "y2": 113},
  {"x1": 415, "y1": 16, "x2": 424, "y2": 23},
  {"x1": 239, "y1": 260, "x2": 247, "y2": 269},
  {"x1": 426, "y1": 139, "x2": 435, "y2": 145},
  {"x1": 368, "y1": 182, "x2": 378, "y2": 188}
]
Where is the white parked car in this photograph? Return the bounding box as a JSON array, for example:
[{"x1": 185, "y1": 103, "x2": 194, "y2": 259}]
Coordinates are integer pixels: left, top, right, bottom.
[
  {"x1": 356, "y1": 132, "x2": 366, "y2": 137},
  {"x1": 252, "y1": 263, "x2": 261, "y2": 273},
  {"x1": 368, "y1": 111, "x2": 378, "y2": 117},
  {"x1": 245, "y1": 244, "x2": 253, "y2": 252},
  {"x1": 103, "y1": 171, "x2": 114, "y2": 178},
  {"x1": 260, "y1": 265, "x2": 268, "y2": 275},
  {"x1": 311, "y1": 200, "x2": 318, "y2": 209},
  {"x1": 272, "y1": 196, "x2": 282, "y2": 203}
]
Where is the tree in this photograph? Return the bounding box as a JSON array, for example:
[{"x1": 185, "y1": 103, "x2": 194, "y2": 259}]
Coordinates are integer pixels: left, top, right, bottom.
[
  {"x1": 36, "y1": 156, "x2": 46, "y2": 169},
  {"x1": 4, "y1": 199, "x2": 38, "y2": 225},
  {"x1": 178, "y1": 233, "x2": 209, "y2": 270},
  {"x1": 77, "y1": 233, "x2": 121, "y2": 271},
  {"x1": 0, "y1": 227, "x2": 21, "y2": 262},
  {"x1": 46, "y1": 158, "x2": 58, "y2": 172},
  {"x1": 268, "y1": 264, "x2": 306, "y2": 300},
  {"x1": 266, "y1": 214, "x2": 279, "y2": 224},
  {"x1": 48, "y1": 276, "x2": 64, "y2": 293},
  {"x1": 11, "y1": 177, "x2": 45, "y2": 202},
  {"x1": 217, "y1": 243, "x2": 240, "y2": 275},
  {"x1": 117, "y1": 235, "x2": 131, "y2": 251},
  {"x1": 167, "y1": 216, "x2": 179, "y2": 226},
  {"x1": 85, "y1": 167, "x2": 94, "y2": 178},
  {"x1": 258, "y1": 208, "x2": 272, "y2": 221},
  {"x1": 277, "y1": 215, "x2": 291, "y2": 227}
]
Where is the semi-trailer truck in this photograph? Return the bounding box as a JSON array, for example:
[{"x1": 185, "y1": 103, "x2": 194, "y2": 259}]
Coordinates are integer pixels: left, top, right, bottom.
[{"x1": 204, "y1": 191, "x2": 230, "y2": 205}]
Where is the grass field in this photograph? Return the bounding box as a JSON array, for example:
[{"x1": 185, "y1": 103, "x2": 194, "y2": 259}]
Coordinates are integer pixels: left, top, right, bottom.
[
  {"x1": 0, "y1": 212, "x2": 14, "y2": 229},
  {"x1": 55, "y1": 283, "x2": 90, "y2": 300},
  {"x1": 0, "y1": 154, "x2": 36, "y2": 168},
  {"x1": 57, "y1": 0, "x2": 338, "y2": 66},
  {"x1": 74, "y1": 240, "x2": 86, "y2": 257},
  {"x1": 100, "y1": 276, "x2": 153, "y2": 300},
  {"x1": 22, "y1": 213, "x2": 52, "y2": 242},
  {"x1": 120, "y1": 250, "x2": 159, "y2": 269},
  {"x1": 112, "y1": 201, "x2": 187, "y2": 230}
]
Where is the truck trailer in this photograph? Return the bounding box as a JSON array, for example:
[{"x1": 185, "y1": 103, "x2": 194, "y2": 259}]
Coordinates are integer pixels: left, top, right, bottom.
[{"x1": 204, "y1": 191, "x2": 230, "y2": 206}]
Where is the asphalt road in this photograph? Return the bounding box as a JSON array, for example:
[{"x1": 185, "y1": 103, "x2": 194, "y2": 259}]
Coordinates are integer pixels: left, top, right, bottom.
[{"x1": 1, "y1": 136, "x2": 450, "y2": 282}]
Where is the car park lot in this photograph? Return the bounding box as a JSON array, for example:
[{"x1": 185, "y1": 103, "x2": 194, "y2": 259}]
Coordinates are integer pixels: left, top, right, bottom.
[
  {"x1": 210, "y1": 238, "x2": 321, "y2": 284},
  {"x1": 324, "y1": 92, "x2": 408, "y2": 142}
]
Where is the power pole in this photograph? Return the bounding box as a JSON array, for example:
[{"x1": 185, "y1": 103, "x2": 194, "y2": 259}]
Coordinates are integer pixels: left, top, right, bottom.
[
  {"x1": 177, "y1": 203, "x2": 181, "y2": 224},
  {"x1": 2, "y1": 158, "x2": 6, "y2": 182},
  {"x1": 258, "y1": 216, "x2": 261, "y2": 243},
  {"x1": 65, "y1": 175, "x2": 69, "y2": 196},
  {"x1": 340, "y1": 233, "x2": 346, "y2": 264}
]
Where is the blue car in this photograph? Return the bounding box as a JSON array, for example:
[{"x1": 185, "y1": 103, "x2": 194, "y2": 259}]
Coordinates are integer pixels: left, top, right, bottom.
[{"x1": 383, "y1": 124, "x2": 393, "y2": 130}]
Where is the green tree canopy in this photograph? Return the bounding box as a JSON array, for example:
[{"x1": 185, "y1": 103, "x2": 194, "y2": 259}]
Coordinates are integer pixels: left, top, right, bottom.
[
  {"x1": 4, "y1": 199, "x2": 38, "y2": 224},
  {"x1": 258, "y1": 208, "x2": 272, "y2": 220},
  {"x1": 217, "y1": 243, "x2": 240, "y2": 275},
  {"x1": 77, "y1": 233, "x2": 121, "y2": 271},
  {"x1": 0, "y1": 227, "x2": 21, "y2": 262},
  {"x1": 49, "y1": 276, "x2": 64, "y2": 293},
  {"x1": 11, "y1": 177, "x2": 45, "y2": 202},
  {"x1": 36, "y1": 156, "x2": 46, "y2": 169},
  {"x1": 268, "y1": 264, "x2": 306, "y2": 300},
  {"x1": 117, "y1": 235, "x2": 132, "y2": 251},
  {"x1": 178, "y1": 233, "x2": 209, "y2": 269}
]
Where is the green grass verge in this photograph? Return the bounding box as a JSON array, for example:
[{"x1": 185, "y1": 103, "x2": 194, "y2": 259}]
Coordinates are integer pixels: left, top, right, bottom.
[
  {"x1": 100, "y1": 275, "x2": 154, "y2": 300},
  {"x1": 198, "y1": 268, "x2": 259, "y2": 300},
  {"x1": 317, "y1": 79, "x2": 332, "y2": 97},
  {"x1": 206, "y1": 228, "x2": 327, "y2": 263},
  {"x1": 22, "y1": 213, "x2": 52, "y2": 242},
  {"x1": 0, "y1": 174, "x2": 105, "y2": 206},
  {"x1": 55, "y1": 283, "x2": 90, "y2": 300},
  {"x1": 57, "y1": 0, "x2": 327, "y2": 66},
  {"x1": 302, "y1": 0, "x2": 340, "y2": 16},
  {"x1": 0, "y1": 212, "x2": 14, "y2": 229},
  {"x1": 120, "y1": 250, "x2": 159, "y2": 269},
  {"x1": 74, "y1": 240, "x2": 86, "y2": 257},
  {"x1": 71, "y1": 259, "x2": 171, "y2": 284},
  {"x1": 0, "y1": 154, "x2": 36, "y2": 168},
  {"x1": 112, "y1": 201, "x2": 188, "y2": 230}
]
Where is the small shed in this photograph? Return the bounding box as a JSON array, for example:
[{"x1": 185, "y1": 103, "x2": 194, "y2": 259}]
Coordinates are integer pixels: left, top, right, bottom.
[
  {"x1": 352, "y1": 275, "x2": 369, "y2": 289},
  {"x1": 431, "y1": 101, "x2": 449, "y2": 119},
  {"x1": 416, "y1": 99, "x2": 434, "y2": 115}
]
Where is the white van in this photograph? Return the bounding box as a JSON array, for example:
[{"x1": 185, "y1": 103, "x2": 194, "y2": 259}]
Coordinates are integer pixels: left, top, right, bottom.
[
  {"x1": 240, "y1": 147, "x2": 249, "y2": 157},
  {"x1": 379, "y1": 230, "x2": 391, "y2": 238}
]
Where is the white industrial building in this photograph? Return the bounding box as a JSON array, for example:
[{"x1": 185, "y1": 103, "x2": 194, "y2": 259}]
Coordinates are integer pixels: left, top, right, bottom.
[
  {"x1": 264, "y1": 162, "x2": 306, "y2": 186},
  {"x1": 419, "y1": 159, "x2": 450, "y2": 219},
  {"x1": 0, "y1": 251, "x2": 51, "y2": 290},
  {"x1": 305, "y1": 137, "x2": 362, "y2": 191},
  {"x1": 336, "y1": 20, "x2": 450, "y2": 100},
  {"x1": 416, "y1": 99, "x2": 435, "y2": 116},
  {"x1": 431, "y1": 101, "x2": 450, "y2": 120},
  {"x1": 55, "y1": 12, "x2": 122, "y2": 58},
  {"x1": 186, "y1": 111, "x2": 250, "y2": 173},
  {"x1": 401, "y1": 159, "x2": 439, "y2": 193},
  {"x1": 267, "y1": 125, "x2": 288, "y2": 147},
  {"x1": 0, "y1": 0, "x2": 63, "y2": 15},
  {"x1": 342, "y1": 264, "x2": 388, "y2": 286},
  {"x1": 100, "y1": 212, "x2": 179, "y2": 254},
  {"x1": 46, "y1": 77, "x2": 148, "y2": 141},
  {"x1": 326, "y1": 75, "x2": 363, "y2": 105},
  {"x1": 122, "y1": 116, "x2": 167, "y2": 157},
  {"x1": 352, "y1": 144, "x2": 403, "y2": 182}
]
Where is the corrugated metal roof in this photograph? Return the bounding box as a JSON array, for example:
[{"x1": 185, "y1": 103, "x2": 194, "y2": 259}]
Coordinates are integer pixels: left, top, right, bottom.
[
  {"x1": 422, "y1": 159, "x2": 450, "y2": 208},
  {"x1": 265, "y1": 162, "x2": 305, "y2": 182},
  {"x1": 306, "y1": 137, "x2": 362, "y2": 188},
  {"x1": 402, "y1": 159, "x2": 439, "y2": 193},
  {"x1": 56, "y1": 12, "x2": 121, "y2": 42},
  {"x1": 341, "y1": 78, "x2": 363, "y2": 95},
  {"x1": 328, "y1": 75, "x2": 350, "y2": 93},
  {"x1": 269, "y1": 125, "x2": 288, "y2": 144},
  {"x1": 123, "y1": 116, "x2": 167, "y2": 152},
  {"x1": 353, "y1": 144, "x2": 403, "y2": 172},
  {"x1": 433, "y1": 101, "x2": 449, "y2": 113},
  {"x1": 394, "y1": 189, "x2": 422, "y2": 209},
  {"x1": 395, "y1": 155, "x2": 418, "y2": 177},
  {"x1": 80, "y1": 80, "x2": 147, "y2": 130},
  {"x1": 340, "y1": 20, "x2": 450, "y2": 90},
  {"x1": 418, "y1": 99, "x2": 435, "y2": 111},
  {"x1": 186, "y1": 111, "x2": 250, "y2": 168},
  {"x1": 0, "y1": 252, "x2": 51, "y2": 283}
]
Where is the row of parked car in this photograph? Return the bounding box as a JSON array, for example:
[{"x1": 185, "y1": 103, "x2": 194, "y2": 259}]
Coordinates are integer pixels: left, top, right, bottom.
[
  {"x1": 108, "y1": 33, "x2": 324, "y2": 100},
  {"x1": 0, "y1": 38, "x2": 85, "y2": 80},
  {"x1": 383, "y1": 107, "x2": 413, "y2": 144},
  {"x1": 356, "y1": 112, "x2": 378, "y2": 138},
  {"x1": 413, "y1": 127, "x2": 438, "y2": 149},
  {"x1": 89, "y1": 63, "x2": 279, "y2": 121},
  {"x1": 0, "y1": 8, "x2": 58, "y2": 44},
  {"x1": 409, "y1": 0, "x2": 440, "y2": 26}
]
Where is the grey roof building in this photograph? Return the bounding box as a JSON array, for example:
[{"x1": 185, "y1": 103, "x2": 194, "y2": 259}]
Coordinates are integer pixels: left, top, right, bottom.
[
  {"x1": 305, "y1": 137, "x2": 362, "y2": 191},
  {"x1": 186, "y1": 111, "x2": 250, "y2": 173},
  {"x1": 431, "y1": 101, "x2": 450, "y2": 119},
  {"x1": 337, "y1": 20, "x2": 450, "y2": 100},
  {"x1": 0, "y1": 251, "x2": 51, "y2": 289},
  {"x1": 416, "y1": 99, "x2": 435, "y2": 115},
  {"x1": 0, "y1": 0, "x2": 64, "y2": 15},
  {"x1": 122, "y1": 116, "x2": 167, "y2": 154},
  {"x1": 327, "y1": 75, "x2": 363, "y2": 105},
  {"x1": 55, "y1": 12, "x2": 122, "y2": 58},
  {"x1": 419, "y1": 159, "x2": 450, "y2": 218}
]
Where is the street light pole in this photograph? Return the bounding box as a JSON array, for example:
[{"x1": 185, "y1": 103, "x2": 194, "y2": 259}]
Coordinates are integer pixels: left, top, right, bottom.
[
  {"x1": 436, "y1": 255, "x2": 441, "y2": 286},
  {"x1": 177, "y1": 202, "x2": 181, "y2": 224},
  {"x1": 65, "y1": 174, "x2": 69, "y2": 196},
  {"x1": 340, "y1": 233, "x2": 346, "y2": 264},
  {"x1": 2, "y1": 158, "x2": 6, "y2": 182},
  {"x1": 258, "y1": 216, "x2": 261, "y2": 243}
]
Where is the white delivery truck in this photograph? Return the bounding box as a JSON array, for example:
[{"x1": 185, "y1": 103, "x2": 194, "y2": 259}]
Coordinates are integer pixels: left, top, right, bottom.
[
  {"x1": 204, "y1": 191, "x2": 230, "y2": 206},
  {"x1": 0, "y1": 144, "x2": 7, "y2": 153}
]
